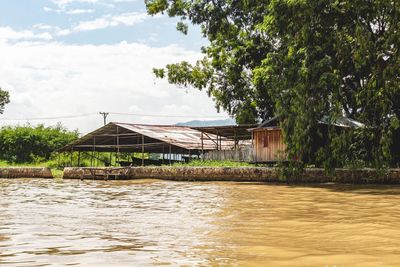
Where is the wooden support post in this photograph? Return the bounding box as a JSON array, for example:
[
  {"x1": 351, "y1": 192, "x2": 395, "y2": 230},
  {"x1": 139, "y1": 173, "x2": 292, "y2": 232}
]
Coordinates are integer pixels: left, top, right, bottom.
[
  {"x1": 141, "y1": 134, "x2": 145, "y2": 166},
  {"x1": 70, "y1": 148, "x2": 73, "y2": 166},
  {"x1": 116, "y1": 126, "x2": 120, "y2": 166},
  {"x1": 109, "y1": 152, "x2": 112, "y2": 167},
  {"x1": 169, "y1": 144, "x2": 172, "y2": 165},
  {"x1": 77, "y1": 151, "x2": 81, "y2": 167},
  {"x1": 252, "y1": 131, "x2": 256, "y2": 163},
  {"x1": 201, "y1": 132, "x2": 204, "y2": 161},
  {"x1": 91, "y1": 136, "x2": 96, "y2": 167},
  {"x1": 216, "y1": 131, "x2": 219, "y2": 151},
  {"x1": 162, "y1": 145, "x2": 165, "y2": 164},
  {"x1": 215, "y1": 131, "x2": 220, "y2": 151},
  {"x1": 234, "y1": 130, "x2": 237, "y2": 150}
]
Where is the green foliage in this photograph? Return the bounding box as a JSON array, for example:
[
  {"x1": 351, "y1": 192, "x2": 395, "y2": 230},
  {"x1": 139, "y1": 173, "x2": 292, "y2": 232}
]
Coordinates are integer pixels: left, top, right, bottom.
[
  {"x1": 148, "y1": 0, "x2": 274, "y2": 124},
  {"x1": 0, "y1": 88, "x2": 10, "y2": 114},
  {"x1": 0, "y1": 123, "x2": 79, "y2": 164},
  {"x1": 146, "y1": 0, "x2": 400, "y2": 169},
  {"x1": 176, "y1": 21, "x2": 188, "y2": 34},
  {"x1": 277, "y1": 160, "x2": 304, "y2": 182},
  {"x1": 261, "y1": 0, "x2": 400, "y2": 168}
]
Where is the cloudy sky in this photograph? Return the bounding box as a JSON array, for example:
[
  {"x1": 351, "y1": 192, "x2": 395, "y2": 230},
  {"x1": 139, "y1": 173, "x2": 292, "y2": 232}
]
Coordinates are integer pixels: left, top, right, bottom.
[{"x1": 0, "y1": 0, "x2": 229, "y2": 134}]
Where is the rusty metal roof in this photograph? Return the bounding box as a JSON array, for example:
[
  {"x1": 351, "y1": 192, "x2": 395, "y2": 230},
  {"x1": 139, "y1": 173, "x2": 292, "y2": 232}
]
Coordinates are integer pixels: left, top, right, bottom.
[
  {"x1": 114, "y1": 122, "x2": 234, "y2": 150},
  {"x1": 193, "y1": 124, "x2": 257, "y2": 140},
  {"x1": 58, "y1": 122, "x2": 234, "y2": 153},
  {"x1": 253, "y1": 115, "x2": 365, "y2": 130}
]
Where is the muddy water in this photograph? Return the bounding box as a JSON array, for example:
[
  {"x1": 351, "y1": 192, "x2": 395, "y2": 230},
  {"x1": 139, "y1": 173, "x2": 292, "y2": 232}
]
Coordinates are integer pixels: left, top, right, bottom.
[{"x1": 1, "y1": 179, "x2": 400, "y2": 266}]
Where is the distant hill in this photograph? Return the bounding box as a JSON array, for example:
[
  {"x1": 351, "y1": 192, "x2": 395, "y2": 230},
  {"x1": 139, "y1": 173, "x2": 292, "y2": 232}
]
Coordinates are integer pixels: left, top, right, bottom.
[{"x1": 176, "y1": 118, "x2": 236, "y2": 127}]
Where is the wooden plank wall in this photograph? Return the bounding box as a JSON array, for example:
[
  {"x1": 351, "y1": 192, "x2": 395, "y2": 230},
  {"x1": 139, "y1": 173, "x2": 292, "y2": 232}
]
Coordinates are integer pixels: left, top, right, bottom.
[{"x1": 253, "y1": 129, "x2": 287, "y2": 162}]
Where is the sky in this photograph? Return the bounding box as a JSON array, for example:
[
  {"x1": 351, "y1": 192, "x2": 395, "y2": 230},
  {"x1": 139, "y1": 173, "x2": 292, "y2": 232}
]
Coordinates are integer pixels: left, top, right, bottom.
[{"x1": 0, "y1": 0, "x2": 229, "y2": 134}]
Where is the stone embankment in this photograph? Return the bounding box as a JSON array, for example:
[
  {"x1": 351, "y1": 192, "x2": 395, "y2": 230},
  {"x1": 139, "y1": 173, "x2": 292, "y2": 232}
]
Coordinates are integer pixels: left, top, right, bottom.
[
  {"x1": 0, "y1": 167, "x2": 53, "y2": 179},
  {"x1": 63, "y1": 166, "x2": 400, "y2": 184}
]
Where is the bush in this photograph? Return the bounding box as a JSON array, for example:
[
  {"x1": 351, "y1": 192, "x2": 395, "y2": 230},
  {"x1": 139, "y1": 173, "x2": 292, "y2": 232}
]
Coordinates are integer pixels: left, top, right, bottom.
[{"x1": 0, "y1": 123, "x2": 79, "y2": 164}]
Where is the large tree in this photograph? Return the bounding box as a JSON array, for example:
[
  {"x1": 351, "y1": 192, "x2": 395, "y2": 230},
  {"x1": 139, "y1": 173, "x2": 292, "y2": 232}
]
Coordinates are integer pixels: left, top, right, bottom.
[
  {"x1": 0, "y1": 88, "x2": 9, "y2": 114},
  {"x1": 146, "y1": 0, "x2": 400, "y2": 168},
  {"x1": 148, "y1": 0, "x2": 274, "y2": 124}
]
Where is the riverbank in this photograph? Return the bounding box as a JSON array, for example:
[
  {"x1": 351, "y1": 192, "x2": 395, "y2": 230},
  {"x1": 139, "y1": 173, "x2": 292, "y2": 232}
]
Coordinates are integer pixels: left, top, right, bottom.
[
  {"x1": 0, "y1": 167, "x2": 53, "y2": 178},
  {"x1": 62, "y1": 166, "x2": 400, "y2": 184},
  {"x1": 2, "y1": 166, "x2": 400, "y2": 184}
]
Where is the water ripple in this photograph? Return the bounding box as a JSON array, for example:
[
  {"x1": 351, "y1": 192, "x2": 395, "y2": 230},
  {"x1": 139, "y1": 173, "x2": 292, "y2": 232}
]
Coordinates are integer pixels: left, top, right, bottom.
[{"x1": 1, "y1": 179, "x2": 400, "y2": 266}]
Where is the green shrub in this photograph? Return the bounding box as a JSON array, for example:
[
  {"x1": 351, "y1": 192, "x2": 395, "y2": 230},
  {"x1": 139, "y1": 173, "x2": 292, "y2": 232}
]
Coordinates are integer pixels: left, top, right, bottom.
[{"x1": 0, "y1": 123, "x2": 78, "y2": 164}]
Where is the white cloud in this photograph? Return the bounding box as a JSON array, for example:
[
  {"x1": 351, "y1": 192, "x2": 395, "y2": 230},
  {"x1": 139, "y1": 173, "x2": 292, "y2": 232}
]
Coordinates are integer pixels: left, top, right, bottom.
[
  {"x1": 32, "y1": 24, "x2": 54, "y2": 30},
  {"x1": 112, "y1": 0, "x2": 137, "y2": 2},
  {"x1": 43, "y1": 6, "x2": 54, "y2": 12},
  {"x1": 0, "y1": 27, "x2": 52, "y2": 43},
  {"x1": 55, "y1": 12, "x2": 150, "y2": 36},
  {"x1": 56, "y1": 29, "x2": 73, "y2": 36},
  {"x1": 44, "y1": 6, "x2": 94, "y2": 15},
  {"x1": 51, "y1": 0, "x2": 99, "y2": 8},
  {"x1": 64, "y1": 12, "x2": 149, "y2": 35},
  {"x1": 72, "y1": 17, "x2": 111, "y2": 31},
  {"x1": 51, "y1": 0, "x2": 137, "y2": 10},
  {"x1": 0, "y1": 41, "x2": 227, "y2": 133},
  {"x1": 66, "y1": 8, "x2": 95, "y2": 14}
]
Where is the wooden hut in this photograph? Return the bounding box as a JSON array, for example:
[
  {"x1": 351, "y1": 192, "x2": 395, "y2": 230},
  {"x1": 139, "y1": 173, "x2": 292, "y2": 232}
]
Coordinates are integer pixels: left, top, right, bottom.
[
  {"x1": 250, "y1": 117, "x2": 286, "y2": 163},
  {"x1": 250, "y1": 116, "x2": 365, "y2": 163}
]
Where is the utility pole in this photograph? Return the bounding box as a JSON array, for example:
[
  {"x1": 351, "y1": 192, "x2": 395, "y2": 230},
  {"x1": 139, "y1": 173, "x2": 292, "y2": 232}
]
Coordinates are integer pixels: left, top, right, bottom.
[{"x1": 99, "y1": 112, "x2": 109, "y2": 125}]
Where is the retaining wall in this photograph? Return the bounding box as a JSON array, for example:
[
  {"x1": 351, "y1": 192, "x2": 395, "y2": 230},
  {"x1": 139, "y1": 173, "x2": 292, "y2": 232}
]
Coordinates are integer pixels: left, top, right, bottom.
[
  {"x1": 0, "y1": 167, "x2": 53, "y2": 179},
  {"x1": 62, "y1": 166, "x2": 400, "y2": 184}
]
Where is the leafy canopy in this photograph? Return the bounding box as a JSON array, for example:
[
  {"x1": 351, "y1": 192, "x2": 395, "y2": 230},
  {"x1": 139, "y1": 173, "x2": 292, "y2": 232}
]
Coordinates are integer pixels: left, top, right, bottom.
[
  {"x1": 146, "y1": 0, "x2": 400, "y2": 167},
  {"x1": 147, "y1": 0, "x2": 274, "y2": 124},
  {"x1": 0, "y1": 88, "x2": 10, "y2": 114}
]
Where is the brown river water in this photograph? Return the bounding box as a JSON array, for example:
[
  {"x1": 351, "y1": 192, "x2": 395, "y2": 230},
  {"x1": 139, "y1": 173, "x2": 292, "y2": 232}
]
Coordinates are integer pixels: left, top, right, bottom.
[{"x1": 1, "y1": 179, "x2": 400, "y2": 267}]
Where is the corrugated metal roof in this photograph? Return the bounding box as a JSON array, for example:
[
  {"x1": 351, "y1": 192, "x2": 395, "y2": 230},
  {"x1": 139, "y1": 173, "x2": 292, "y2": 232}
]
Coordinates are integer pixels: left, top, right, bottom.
[
  {"x1": 58, "y1": 122, "x2": 236, "y2": 153},
  {"x1": 254, "y1": 115, "x2": 365, "y2": 130},
  {"x1": 115, "y1": 123, "x2": 234, "y2": 150},
  {"x1": 318, "y1": 116, "x2": 365, "y2": 128},
  {"x1": 193, "y1": 124, "x2": 257, "y2": 140}
]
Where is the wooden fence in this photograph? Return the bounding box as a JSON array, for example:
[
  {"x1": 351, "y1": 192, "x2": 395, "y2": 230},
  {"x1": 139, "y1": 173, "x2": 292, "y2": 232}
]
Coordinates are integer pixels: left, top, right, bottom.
[{"x1": 203, "y1": 146, "x2": 253, "y2": 162}]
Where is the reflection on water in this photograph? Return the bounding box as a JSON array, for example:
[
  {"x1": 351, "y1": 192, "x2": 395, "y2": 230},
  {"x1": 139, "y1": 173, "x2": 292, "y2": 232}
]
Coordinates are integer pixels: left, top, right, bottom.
[{"x1": 1, "y1": 179, "x2": 400, "y2": 266}]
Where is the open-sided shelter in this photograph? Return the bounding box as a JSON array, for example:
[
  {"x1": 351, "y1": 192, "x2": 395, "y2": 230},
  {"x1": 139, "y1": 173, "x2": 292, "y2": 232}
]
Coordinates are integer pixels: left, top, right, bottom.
[
  {"x1": 57, "y1": 122, "x2": 235, "y2": 166},
  {"x1": 194, "y1": 124, "x2": 256, "y2": 150}
]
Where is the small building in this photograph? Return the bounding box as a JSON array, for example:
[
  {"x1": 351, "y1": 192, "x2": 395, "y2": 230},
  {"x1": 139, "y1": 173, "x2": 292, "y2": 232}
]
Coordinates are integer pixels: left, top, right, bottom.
[
  {"x1": 250, "y1": 117, "x2": 286, "y2": 163},
  {"x1": 57, "y1": 122, "x2": 236, "y2": 166},
  {"x1": 250, "y1": 116, "x2": 365, "y2": 163}
]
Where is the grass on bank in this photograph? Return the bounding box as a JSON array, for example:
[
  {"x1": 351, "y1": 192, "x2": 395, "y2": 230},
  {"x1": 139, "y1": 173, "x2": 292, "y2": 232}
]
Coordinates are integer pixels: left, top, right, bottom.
[
  {"x1": 0, "y1": 160, "x2": 48, "y2": 167},
  {"x1": 1, "y1": 159, "x2": 255, "y2": 169}
]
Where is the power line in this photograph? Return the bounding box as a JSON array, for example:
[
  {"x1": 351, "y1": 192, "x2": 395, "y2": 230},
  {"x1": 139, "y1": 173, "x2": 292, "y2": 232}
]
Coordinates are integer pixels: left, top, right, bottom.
[
  {"x1": 0, "y1": 111, "x2": 228, "y2": 121},
  {"x1": 108, "y1": 112, "x2": 227, "y2": 118},
  {"x1": 0, "y1": 112, "x2": 97, "y2": 121}
]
